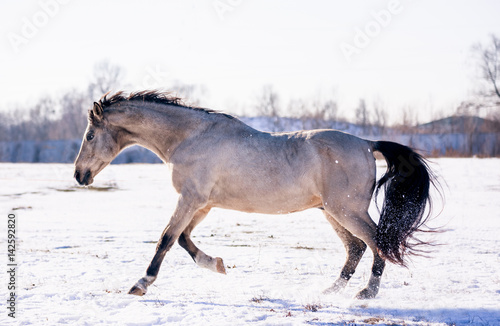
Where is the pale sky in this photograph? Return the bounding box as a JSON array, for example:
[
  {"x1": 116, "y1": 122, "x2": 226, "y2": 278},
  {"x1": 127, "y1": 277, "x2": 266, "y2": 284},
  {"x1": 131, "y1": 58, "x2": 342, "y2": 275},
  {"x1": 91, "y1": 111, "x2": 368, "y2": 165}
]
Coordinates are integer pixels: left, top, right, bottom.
[{"x1": 1, "y1": 0, "x2": 499, "y2": 123}]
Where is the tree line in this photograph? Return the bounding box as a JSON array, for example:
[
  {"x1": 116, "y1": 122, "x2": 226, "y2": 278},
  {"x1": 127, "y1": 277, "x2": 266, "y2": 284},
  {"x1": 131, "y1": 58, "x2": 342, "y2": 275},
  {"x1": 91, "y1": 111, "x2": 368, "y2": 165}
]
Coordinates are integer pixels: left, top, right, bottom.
[
  {"x1": 0, "y1": 61, "x2": 207, "y2": 142},
  {"x1": 1, "y1": 35, "x2": 499, "y2": 142}
]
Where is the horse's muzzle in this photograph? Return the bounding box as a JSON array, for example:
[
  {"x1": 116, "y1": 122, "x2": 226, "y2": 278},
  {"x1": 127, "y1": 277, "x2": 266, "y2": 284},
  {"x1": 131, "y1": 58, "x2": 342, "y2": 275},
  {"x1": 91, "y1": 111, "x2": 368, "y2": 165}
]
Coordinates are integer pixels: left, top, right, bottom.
[{"x1": 74, "y1": 170, "x2": 92, "y2": 186}]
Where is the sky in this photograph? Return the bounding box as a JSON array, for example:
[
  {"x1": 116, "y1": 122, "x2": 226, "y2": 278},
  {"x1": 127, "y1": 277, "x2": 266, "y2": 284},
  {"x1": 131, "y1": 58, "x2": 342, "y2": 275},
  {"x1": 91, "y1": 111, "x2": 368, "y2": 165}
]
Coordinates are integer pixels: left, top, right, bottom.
[{"x1": 1, "y1": 0, "x2": 499, "y2": 123}]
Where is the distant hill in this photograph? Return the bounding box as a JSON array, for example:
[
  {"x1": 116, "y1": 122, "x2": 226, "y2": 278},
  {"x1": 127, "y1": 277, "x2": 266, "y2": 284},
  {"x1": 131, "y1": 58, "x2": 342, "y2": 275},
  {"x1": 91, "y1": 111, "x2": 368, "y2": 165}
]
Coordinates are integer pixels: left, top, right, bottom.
[{"x1": 417, "y1": 116, "x2": 500, "y2": 134}]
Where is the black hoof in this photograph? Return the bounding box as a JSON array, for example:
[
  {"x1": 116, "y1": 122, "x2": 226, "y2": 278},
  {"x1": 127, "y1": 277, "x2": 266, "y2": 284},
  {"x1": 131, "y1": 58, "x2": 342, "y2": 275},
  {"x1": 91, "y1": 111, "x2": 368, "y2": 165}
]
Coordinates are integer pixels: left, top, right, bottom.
[
  {"x1": 128, "y1": 285, "x2": 146, "y2": 296},
  {"x1": 355, "y1": 288, "x2": 377, "y2": 300}
]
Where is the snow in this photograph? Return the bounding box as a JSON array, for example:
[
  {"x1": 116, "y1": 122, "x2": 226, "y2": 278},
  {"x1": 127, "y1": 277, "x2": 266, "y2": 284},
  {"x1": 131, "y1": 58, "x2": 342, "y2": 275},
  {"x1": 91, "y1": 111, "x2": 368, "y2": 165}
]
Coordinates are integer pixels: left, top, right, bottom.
[{"x1": 1, "y1": 158, "x2": 499, "y2": 325}]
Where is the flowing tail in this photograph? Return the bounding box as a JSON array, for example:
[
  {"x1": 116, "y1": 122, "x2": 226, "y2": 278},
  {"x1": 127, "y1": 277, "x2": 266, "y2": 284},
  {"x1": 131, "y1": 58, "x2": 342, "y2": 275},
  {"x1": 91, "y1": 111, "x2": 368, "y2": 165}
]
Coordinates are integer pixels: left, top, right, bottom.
[{"x1": 372, "y1": 141, "x2": 438, "y2": 266}]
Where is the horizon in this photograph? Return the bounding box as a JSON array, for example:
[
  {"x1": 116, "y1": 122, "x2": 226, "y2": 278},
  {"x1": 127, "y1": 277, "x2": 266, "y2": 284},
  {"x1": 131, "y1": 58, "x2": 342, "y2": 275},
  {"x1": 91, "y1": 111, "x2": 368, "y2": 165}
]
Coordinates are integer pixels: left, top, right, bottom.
[{"x1": 1, "y1": 0, "x2": 500, "y2": 124}]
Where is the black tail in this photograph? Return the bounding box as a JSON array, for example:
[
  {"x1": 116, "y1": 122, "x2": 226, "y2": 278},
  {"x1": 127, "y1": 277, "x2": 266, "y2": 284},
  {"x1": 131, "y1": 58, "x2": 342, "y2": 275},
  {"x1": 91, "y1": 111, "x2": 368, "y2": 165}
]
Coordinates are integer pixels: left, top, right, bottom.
[{"x1": 373, "y1": 141, "x2": 438, "y2": 266}]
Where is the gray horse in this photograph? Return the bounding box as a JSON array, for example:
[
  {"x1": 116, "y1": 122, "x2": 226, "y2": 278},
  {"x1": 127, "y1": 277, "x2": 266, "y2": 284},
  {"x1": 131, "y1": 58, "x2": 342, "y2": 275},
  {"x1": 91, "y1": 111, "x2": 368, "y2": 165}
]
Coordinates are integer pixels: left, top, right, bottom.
[{"x1": 74, "y1": 91, "x2": 438, "y2": 299}]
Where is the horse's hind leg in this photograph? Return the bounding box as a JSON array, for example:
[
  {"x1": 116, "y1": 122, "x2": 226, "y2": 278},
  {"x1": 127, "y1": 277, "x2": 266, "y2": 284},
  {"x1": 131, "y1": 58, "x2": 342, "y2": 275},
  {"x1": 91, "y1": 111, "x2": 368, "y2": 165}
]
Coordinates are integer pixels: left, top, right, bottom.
[
  {"x1": 177, "y1": 207, "x2": 226, "y2": 274},
  {"x1": 324, "y1": 207, "x2": 386, "y2": 299},
  {"x1": 322, "y1": 211, "x2": 367, "y2": 294}
]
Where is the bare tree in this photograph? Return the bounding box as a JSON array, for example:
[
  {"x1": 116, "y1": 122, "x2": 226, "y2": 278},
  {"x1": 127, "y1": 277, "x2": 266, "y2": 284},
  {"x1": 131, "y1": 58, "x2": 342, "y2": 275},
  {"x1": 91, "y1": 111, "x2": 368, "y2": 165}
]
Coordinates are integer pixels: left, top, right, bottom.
[
  {"x1": 58, "y1": 90, "x2": 90, "y2": 139},
  {"x1": 398, "y1": 105, "x2": 418, "y2": 133},
  {"x1": 287, "y1": 94, "x2": 338, "y2": 122},
  {"x1": 372, "y1": 98, "x2": 388, "y2": 135},
  {"x1": 1, "y1": 97, "x2": 56, "y2": 141},
  {"x1": 286, "y1": 98, "x2": 307, "y2": 118},
  {"x1": 0, "y1": 110, "x2": 14, "y2": 141},
  {"x1": 321, "y1": 99, "x2": 339, "y2": 121},
  {"x1": 355, "y1": 99, "x2": 370, "y2": 133},
  {"x1": 254, "y1": 85, "x2": 280, "y2": 117},
  {"x1": 171, "y1": 81, "x2": 208, "y2": 107},
  {"x1": 473, "y1": 34, "x2": 500, "y2": 99},
  {"x1": 1, "y1": 90, "x2": 90, "y2": 141},
  {"x1": 29, "y1": 96, "x2": 56, "y2": 141},
  {"x1": 309, "y1": 98, "x2": 338, "y2": 121},
  {"x1": 88, "y1": 60, "x2": 125, "y2": 99},
  {"x1": 3, "y1": 108, "x2": 25, "y2": 141}
]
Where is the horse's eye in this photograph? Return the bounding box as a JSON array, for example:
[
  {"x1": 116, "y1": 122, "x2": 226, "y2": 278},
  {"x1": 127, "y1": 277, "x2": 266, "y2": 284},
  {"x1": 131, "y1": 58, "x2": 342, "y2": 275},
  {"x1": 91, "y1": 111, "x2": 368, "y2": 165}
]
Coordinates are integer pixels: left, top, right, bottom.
[{"x1": 86, "y1": 133, "x2": 95, "y2": 141}]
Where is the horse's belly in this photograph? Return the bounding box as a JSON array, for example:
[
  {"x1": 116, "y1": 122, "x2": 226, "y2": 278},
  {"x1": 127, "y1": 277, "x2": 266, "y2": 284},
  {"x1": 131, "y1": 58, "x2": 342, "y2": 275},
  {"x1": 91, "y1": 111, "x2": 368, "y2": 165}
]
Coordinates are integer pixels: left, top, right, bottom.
[
  {"x1": 209, "y1": 182, "x2": 322, "y2": 214},
  {"x1": 206, "y1": 140, "x2": 323, "y2": 213}
]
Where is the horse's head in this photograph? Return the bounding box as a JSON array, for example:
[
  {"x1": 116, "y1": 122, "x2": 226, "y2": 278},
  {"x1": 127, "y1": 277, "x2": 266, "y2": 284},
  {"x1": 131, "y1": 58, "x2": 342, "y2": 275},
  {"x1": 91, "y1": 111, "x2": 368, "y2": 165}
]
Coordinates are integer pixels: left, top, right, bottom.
[{"x1": 74, "y1": 101, "x2": 123, "y2": 186}]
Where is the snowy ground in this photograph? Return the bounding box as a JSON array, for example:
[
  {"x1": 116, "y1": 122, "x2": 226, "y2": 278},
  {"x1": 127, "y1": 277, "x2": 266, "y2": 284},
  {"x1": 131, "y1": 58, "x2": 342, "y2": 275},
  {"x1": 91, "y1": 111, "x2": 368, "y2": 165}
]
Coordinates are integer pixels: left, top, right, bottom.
[{"x1": 1, "y1": 158, "x2": 499, "y2": 325}]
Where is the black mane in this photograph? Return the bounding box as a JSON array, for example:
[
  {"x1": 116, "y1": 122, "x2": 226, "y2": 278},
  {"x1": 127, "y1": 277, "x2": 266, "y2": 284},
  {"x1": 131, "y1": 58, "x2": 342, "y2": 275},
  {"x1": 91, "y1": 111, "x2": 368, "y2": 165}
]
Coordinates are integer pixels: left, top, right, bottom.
[{"x1": 98, "y1": 90, "x2": 233, "y2": 119}]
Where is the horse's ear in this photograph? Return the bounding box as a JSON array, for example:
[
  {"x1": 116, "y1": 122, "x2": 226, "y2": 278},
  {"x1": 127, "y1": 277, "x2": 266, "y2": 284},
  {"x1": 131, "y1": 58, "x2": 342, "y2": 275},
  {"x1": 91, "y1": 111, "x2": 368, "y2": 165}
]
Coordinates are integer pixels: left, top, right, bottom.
[
  {"x1": 90, "y1": 102, "x2": 104, "y2": 124},
  {"x1": 93, "y1": 102, "x2": 104, "y2": 116}
]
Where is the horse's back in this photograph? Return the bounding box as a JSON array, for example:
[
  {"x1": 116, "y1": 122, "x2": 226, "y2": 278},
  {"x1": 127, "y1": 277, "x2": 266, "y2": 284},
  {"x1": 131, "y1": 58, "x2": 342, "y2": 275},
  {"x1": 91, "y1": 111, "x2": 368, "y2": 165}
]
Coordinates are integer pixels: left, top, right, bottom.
[
  {"x1": 203, "y1": 129, "x2": 323, "y2": 213},
  {"x1": 169, "y1": 121, "x2": 376, "y2": 214}
]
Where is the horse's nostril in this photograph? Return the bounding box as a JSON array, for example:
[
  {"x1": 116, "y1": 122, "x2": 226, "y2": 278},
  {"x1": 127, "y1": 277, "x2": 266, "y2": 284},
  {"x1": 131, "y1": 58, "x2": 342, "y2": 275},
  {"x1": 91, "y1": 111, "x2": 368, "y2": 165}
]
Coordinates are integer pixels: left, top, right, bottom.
[{"x1": 74, "y1": 170, "x2": 91, "y2": 185}]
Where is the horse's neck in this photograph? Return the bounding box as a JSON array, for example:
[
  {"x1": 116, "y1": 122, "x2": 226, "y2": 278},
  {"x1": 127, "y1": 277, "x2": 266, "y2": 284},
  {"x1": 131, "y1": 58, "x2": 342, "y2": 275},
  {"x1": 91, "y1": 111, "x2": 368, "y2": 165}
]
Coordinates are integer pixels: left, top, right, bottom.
[{"x1": 122, "y1": 104, "x2": 207, "y2": 162}]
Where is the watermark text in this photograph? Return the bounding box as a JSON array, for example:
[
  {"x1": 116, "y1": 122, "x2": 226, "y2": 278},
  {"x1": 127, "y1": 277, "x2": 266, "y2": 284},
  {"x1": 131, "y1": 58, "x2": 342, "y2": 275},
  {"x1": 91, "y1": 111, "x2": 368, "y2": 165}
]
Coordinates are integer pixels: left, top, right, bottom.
[
  {"x1": 339, "y1": 0, "x2": 404, "y2": 62},
  {"x1": 7, "y1": 0, "x2": 72, "y2": 54},
  {"x1": 7, "y1": 213, "x2": 17, "y2": 318}
]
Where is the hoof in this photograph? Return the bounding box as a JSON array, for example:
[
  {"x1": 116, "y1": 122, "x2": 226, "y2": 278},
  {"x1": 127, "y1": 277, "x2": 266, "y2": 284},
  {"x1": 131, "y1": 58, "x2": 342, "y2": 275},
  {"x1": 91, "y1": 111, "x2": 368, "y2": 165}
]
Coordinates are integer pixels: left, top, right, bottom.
[
  {"x1": 355, "y1": 288, "x2": 377, "y2": 300},
  {"x1": 323, "y1": 278, "x2": 348, "y2": 294},
  {"x1": 128, "y1": 284, "x2": 147, "y2": 296},
  {"x1": 216, "y1": 257, "x2": 227, "y2": 274},
  {"x1": 128, "y1": 275, "x2": 155, "y2": 296}
]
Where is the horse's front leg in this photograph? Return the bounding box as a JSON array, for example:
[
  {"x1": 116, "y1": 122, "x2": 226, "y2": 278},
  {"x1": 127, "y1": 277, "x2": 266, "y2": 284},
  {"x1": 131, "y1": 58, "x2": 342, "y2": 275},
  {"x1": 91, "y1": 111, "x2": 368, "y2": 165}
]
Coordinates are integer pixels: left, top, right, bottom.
[
  {"x1": 129, "y1": 195, "x2": 205, "y2": 296},
  {"x1": 178, "y1": 207, "x2": 227, "y2": 274}
]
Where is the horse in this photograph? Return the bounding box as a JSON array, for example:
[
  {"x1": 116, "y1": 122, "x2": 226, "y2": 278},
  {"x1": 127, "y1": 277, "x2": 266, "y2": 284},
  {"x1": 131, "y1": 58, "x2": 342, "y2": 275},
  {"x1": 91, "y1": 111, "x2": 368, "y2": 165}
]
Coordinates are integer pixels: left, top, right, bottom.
[{"x1": 74, "y1": 90, "x2": 438, "y2": 299}]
